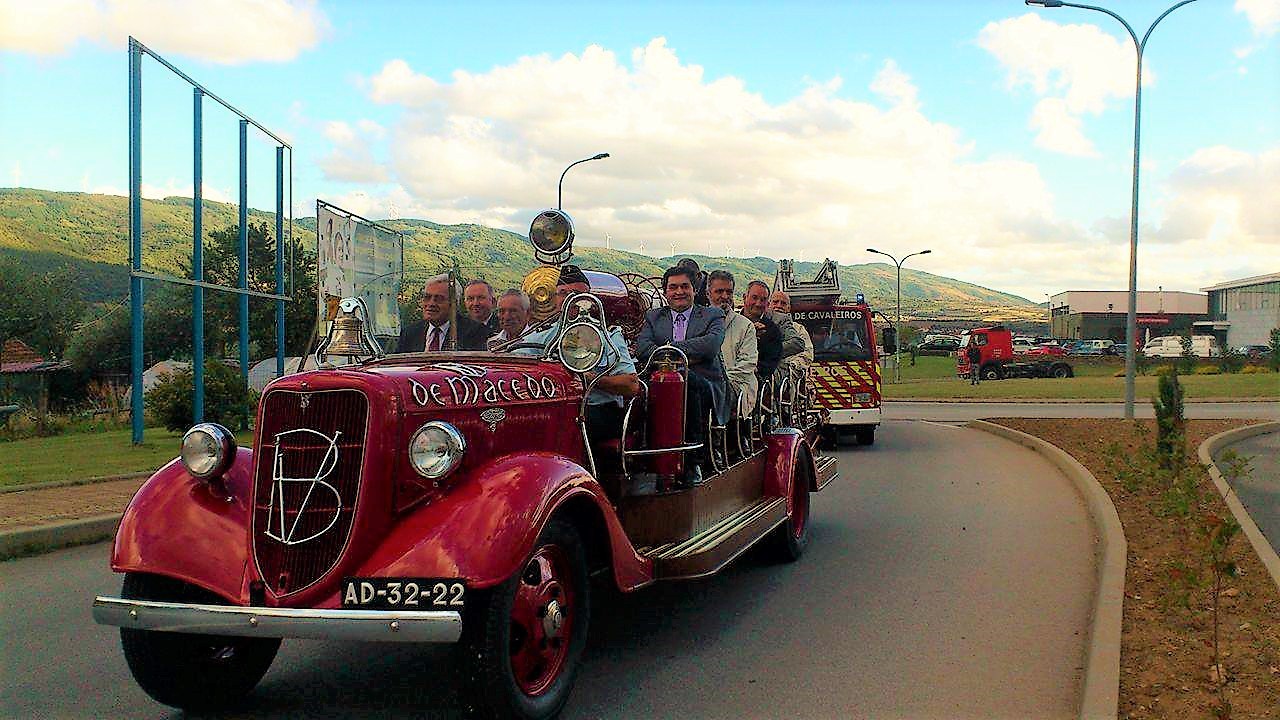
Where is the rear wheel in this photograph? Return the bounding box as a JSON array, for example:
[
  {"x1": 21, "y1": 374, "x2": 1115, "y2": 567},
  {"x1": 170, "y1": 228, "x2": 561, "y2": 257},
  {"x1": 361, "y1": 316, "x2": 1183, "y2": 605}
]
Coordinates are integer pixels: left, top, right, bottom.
[
  {"x1": 119, "y1": 573, "x2": 280, "y2": 711},
  {"x1": 982, "y1": 365, "x2": 1003, "y2": 381},
  {"x1": 770, "y1": 454, "x2": 811, "y2": 562},
  {"x1": 854, "y1": 427, "x2": 876, "y2": 446},
  {"x1": 1051, "y1": 364, "x2": 1071, "y2": 379},
  {"x1": 462, "y1": 518, "x2": 590, "y2": 720}
]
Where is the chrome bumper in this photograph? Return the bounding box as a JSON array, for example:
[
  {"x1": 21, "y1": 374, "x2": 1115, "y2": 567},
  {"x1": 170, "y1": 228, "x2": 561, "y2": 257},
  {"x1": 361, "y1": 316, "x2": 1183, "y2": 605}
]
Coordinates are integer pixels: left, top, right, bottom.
[{"x1": 92, "y1": 596, "x2": 463, "y2": 643}]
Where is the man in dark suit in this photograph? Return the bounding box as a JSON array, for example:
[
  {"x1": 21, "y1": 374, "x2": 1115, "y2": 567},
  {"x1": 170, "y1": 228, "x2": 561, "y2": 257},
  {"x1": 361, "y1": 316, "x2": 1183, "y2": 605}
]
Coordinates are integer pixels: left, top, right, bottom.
[
  {"x1": 464, "y1": 279, "x2": 501, "y2": 332},
  {"x1": 395, "y1": 274, "x2": 491, "y2": 353},
  {"x1": 636, "y1": 265, "x2": 726, "y2": 486}
]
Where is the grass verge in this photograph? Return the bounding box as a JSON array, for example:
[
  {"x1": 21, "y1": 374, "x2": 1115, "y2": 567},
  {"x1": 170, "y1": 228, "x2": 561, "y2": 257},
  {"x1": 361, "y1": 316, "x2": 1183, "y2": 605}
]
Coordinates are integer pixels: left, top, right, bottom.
[
  {"x1": 992, "y1": 418, "x2": 1280, "y2": 719},
  {"x1": 0, "y1": 428, "x2": 254, "y2": 488},
  {"x1": 883, "y1": 371, "x2": 1278, "y2": 400}
]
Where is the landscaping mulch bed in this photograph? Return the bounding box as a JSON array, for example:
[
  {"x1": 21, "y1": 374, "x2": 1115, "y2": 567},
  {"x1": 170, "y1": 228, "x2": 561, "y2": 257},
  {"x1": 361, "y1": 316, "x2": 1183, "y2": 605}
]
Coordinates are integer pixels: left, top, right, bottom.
[{"x1": 993, "y1": 418, "x2": 1280, "y2": 720}]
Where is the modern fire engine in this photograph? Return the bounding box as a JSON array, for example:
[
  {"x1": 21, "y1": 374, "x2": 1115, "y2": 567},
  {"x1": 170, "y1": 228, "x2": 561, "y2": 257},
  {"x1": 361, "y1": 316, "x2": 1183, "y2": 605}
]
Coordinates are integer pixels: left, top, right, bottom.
[{"x1": 776, "y1": 259, "x2": 881, "y2": 445}]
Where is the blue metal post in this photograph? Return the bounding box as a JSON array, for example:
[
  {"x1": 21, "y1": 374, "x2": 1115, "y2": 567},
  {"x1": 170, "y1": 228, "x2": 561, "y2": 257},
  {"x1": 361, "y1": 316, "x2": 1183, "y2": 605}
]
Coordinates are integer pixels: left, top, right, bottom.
[
  {"x1": 129, "y1": 38, "x2": 144, "y2": 444},
  {"x1": 238, "y1": 120, "x2": 250, "y2": 427},
  {"x1": 276, "y1": 146, "x2": 285, "y2": 378},
  {"x1": 192, "y1": 87, "x2": 204, "y2": 424}
]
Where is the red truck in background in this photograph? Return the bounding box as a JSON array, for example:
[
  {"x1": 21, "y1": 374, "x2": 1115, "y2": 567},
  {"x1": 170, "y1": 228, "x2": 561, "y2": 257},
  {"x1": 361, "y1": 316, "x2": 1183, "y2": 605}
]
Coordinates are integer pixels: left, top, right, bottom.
[{"x1": 957, "y1": 326, "x2": 1074, "y2": 381}]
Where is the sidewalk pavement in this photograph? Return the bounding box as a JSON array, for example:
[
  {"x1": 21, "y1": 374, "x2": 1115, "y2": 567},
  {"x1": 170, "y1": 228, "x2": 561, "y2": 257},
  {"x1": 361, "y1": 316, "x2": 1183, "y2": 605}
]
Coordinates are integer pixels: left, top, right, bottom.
[{"x1": 0, "y1": 476, "x2": 146, "y2": 559}]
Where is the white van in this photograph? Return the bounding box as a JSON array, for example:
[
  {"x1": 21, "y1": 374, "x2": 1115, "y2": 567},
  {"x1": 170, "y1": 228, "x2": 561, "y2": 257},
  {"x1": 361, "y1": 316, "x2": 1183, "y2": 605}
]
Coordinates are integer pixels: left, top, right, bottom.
[{"x1": 1142, "y1": 335, "x2": 1220, "y2": 358}]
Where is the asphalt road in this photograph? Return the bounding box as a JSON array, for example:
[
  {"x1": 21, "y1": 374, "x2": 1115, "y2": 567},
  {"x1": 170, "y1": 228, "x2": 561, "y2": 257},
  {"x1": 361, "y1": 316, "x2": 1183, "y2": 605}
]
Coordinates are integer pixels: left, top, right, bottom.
[
  {"x1": 886, "y1": 400, "x2": 1280, "y2": 422},
  {"x1": 1, "y1": 421, "x2": 1095, "y2": 719},
  {"x1": 1215, "y1": 430, "x2": 1280, "y2": 557}
]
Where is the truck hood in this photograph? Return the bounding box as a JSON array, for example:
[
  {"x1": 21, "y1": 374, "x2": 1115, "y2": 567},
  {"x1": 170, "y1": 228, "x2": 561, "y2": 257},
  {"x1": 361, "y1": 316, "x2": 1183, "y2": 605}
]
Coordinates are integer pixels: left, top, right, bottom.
[{"x1": 363, "y1": 354, "x2": 580, "y2": 412}]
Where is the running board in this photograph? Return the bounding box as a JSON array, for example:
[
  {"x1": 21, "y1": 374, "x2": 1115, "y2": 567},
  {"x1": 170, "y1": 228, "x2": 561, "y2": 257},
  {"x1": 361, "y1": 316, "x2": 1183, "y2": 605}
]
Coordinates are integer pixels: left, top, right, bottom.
[
  {"x1": 639, "y1": 497, "x2": 787, "y2": 580},
  {"x1": 813, "y1": 454, "x2": 839, "y2": 491}
]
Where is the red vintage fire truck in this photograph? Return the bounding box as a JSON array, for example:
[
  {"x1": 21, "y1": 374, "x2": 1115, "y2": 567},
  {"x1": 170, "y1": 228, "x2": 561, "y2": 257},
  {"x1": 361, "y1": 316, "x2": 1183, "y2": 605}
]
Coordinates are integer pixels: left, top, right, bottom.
[
  {"x1": 776, "y1": 259, "x2": 881, "y2": 446},
  {"x1": 93, "y1": 209, "x2": 838, "y2": 720}
]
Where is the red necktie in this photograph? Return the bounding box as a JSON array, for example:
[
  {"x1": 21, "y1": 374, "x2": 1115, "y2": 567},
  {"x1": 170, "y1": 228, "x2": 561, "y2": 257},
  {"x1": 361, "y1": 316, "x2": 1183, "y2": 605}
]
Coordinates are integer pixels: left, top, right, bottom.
[{"x1": 427, "y1": 326, "x2": 442, "y2": 352}]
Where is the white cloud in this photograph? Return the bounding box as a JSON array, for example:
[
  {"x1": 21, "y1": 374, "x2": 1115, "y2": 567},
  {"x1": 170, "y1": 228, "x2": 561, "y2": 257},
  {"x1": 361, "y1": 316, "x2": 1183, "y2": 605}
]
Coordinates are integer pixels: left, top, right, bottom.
[
  {"x1": 327, "y1": 38, "x2": 1270, "y2": 299},
  {"x1": 1233, "y1": 0, "x2": 1280, "y2": 58},
  {"x1": 317, "y1": 120, "x2": 390, "y2": 184},
  {"x1": 0, "y1": 0, "x2": 329, "y2": 64},
  {"x1": 1029, "y1": 98, "x2": 1098, "y2": 157},
  {"x1": 1236, "y1": 0, "x2": 1280, "y2": 35},
  {"x1": 88, "y1": 180, "x2": 235, "y2": 203},
  {"x1": 978, "y1": 14, "x2": 1144, "y2": 156}
]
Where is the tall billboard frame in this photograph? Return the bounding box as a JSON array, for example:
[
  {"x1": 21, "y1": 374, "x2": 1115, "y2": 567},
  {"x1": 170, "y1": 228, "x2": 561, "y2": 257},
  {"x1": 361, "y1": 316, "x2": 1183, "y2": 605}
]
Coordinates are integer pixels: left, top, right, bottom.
[{"x1": 128, "y1": 36, "x2": 294, "y2": 443}]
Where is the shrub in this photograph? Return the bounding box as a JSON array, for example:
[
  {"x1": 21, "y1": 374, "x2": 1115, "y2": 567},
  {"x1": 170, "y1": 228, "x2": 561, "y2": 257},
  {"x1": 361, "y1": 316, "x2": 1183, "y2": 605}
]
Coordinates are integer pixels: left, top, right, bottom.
[
  {"x1": 1270, "y1": 328, "x2": 1280, "y2": 372},
  {"x1": 1194, "y1": 365, "x2": 1221, "y2": 375},
  {"x1": 1216, "y1": 346, "x2": 1245, "y2": 374},
  {"x1": 1153, "y1": 369, "x2": 1185, "y2": 471},
  {"x1": 1241, "y1": 364, "x2": 1273, "y2": 374},
  {"x1": 145, "y1": 361, "x2": 254, "y2": 432}
]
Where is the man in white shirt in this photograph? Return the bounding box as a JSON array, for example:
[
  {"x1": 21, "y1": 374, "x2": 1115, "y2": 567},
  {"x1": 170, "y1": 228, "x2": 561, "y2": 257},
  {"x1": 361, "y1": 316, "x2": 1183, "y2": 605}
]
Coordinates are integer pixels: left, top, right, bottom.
[
  {"x1": 487, "y1": 289, "x2": 532, "y2": 347},
  {"x1": 707, "y1": 270, "x2": 758, "y2": 415}
]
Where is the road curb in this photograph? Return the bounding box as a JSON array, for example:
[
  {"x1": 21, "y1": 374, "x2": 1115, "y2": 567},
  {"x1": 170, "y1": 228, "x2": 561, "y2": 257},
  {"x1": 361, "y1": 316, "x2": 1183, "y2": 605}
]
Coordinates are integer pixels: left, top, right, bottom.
[
  {"x1": 968, "y1": 419, "x2": 1124, "y2": 720},
  {"x1": 1197, "y1": 421, "x2": 1280, "y2": 594},
  {"x1": 1, "y1": 471, "x2": 150, "y2": 495},
  {"x1": 0, "y1": 514, "x2": 120, "y2": 562},
  {"x1": 883, "y1": 397, "x2": 1274, "y2": 404}
]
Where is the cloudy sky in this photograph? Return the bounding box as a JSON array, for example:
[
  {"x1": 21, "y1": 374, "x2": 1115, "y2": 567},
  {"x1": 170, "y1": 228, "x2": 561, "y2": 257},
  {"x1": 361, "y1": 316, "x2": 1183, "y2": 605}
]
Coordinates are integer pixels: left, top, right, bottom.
[{"x1": 1, "y1": 0, "x2": 1276, "y2": 300}]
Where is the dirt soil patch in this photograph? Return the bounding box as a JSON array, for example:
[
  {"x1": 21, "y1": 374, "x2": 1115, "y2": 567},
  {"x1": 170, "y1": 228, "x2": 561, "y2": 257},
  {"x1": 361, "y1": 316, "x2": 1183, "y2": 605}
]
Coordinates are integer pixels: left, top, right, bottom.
[{"x1": 992, "y1": 418, "x2": 1280, "y2": 719}]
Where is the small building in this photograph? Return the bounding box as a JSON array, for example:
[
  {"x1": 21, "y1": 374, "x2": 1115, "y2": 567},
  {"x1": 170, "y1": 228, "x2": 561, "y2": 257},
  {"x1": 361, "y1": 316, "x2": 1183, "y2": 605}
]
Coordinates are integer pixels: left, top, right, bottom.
[
  {"x1": 0, "y1": 339, "x2": 70, "y2": 414},
  {"x1": 1198, "y1": 272, "x2": 1280, "y2": 348},
  {"x1": 1048, "y1": 290, "x2": 1207, "y2": 343}
]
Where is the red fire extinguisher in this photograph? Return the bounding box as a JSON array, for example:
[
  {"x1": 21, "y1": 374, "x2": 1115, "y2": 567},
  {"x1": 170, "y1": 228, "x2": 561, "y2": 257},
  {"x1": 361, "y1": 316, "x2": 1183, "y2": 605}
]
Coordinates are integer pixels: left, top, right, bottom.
[{"x1": 647, "y1": 358, "x2": 685, "y2": 489}]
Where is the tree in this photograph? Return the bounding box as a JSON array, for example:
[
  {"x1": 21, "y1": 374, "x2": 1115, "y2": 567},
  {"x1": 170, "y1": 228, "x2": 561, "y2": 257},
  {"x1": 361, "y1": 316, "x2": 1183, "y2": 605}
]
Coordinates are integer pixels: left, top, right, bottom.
[
  {"x1": 0, "y1": 255, "x2": 84, "y2": 360},
  {"x1": 188, "y1": 221, "x2": 317, "y2": 360}
]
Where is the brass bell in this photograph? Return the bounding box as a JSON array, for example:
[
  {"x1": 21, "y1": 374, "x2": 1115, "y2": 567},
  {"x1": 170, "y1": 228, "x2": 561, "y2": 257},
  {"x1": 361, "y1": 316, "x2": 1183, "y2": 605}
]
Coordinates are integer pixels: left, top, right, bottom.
[{"x1": 326, "y1": 311, "x2": 368, "y2": 356}]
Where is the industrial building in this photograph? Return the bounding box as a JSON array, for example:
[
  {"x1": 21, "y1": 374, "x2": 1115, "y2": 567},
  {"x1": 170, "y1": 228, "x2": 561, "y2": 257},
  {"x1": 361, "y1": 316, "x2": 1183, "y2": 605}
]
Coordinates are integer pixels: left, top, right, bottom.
[
  {"x1": 1197, "y1": 272, "x2": 1280, "y2": 347},
  {"x1": 1048, "y1": 289, "x2": 1207, "y2": 343}
]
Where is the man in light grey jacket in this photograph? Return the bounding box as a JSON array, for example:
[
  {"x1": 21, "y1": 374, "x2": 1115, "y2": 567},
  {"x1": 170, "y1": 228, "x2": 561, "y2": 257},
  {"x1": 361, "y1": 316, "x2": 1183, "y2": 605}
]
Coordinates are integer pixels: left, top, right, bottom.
[{"x1": 708, "y1": 270, "x2": 758, "y2": 415}]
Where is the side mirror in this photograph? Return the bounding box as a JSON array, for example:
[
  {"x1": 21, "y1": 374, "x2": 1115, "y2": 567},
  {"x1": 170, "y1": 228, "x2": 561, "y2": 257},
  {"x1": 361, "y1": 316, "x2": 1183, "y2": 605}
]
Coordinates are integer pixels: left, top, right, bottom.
[{"x1": 881, "y1": 327, "x2": 897, "y2": 354}]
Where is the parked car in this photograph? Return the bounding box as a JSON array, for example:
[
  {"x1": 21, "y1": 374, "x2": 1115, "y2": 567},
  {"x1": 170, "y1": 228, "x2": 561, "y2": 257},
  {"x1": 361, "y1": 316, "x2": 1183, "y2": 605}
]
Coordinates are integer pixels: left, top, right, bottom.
[
  {"x1": 1142, "y1": 335, "x2": 1220, "y2": 358},
  {"x1": 1064, "y1": 342, "x2": 1099, "y2": 356},
  {"x1": 913, "y1": 337, "x2": 960, "y2": 356},
  {"x1": 1112, "y1": 343, "x2": 1128, "y2": 357},
  {"x1": 1235, "y1": 345, "x2": 1273, "y2": 359},
  {"x1": 1026, "y1": 344, "x2": 1067, "y2": 357},
  {"x1": 1011, "y1": 338, "x2": 1037, "y2": 354}
]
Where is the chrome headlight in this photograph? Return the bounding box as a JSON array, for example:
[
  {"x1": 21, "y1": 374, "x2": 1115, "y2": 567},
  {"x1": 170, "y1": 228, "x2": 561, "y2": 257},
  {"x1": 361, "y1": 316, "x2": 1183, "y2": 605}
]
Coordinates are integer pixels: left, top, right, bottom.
[
  {"x1": 409, "y1": 421, "x2": 466, "y2": 479},
  {"x1": 558, "y1": 322, "x2": 605, "y2": 373},
  {"x1": 180, "y1": 423, "x2": 237, "y2": 479}
]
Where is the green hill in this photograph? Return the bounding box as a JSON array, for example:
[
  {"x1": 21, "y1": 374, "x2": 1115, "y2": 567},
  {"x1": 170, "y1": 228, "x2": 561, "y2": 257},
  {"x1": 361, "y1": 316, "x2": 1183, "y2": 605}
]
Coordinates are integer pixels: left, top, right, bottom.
[{"x1": 0, "y1": 187, "x2": 1040, "y2": 321}]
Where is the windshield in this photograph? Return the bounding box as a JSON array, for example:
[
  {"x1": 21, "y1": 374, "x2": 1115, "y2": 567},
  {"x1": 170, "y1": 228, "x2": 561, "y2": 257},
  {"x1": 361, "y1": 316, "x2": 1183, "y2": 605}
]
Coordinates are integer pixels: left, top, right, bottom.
[{"x1": 794, "y1": 308, "x2": 873, "y2": 361}]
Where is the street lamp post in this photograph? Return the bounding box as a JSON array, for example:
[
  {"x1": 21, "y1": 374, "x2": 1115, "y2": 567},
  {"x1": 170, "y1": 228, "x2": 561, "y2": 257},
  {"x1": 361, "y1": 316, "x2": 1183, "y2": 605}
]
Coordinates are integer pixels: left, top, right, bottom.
[
  {"x1": 867, "y1": 248, "x2": 931, "y2": 383},
  {"x1": 558, "y1": 153, "x2": 610, "y2": 210},
  {"x1": 1025, "y1": 0, "x2": 1201, "y2": 419}
]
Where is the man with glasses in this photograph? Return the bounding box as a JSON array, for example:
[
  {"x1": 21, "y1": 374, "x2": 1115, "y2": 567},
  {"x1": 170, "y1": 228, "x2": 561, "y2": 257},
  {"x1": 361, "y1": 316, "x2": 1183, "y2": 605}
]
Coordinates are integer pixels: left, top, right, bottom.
[{"x1": 395, "y1": 274, "x2": 490, "y2": 352}]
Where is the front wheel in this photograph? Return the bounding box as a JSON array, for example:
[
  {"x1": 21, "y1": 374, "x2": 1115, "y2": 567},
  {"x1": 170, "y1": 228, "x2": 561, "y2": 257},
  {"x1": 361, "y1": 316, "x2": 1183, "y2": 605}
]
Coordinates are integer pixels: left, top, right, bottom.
[
  {"x1": 119, "y1": 573, "x2": 280, "y2": 711},
  {"x1": 1051, "y1": 364, "x2": 1071, "y2": 379},
  {"x1": 982, "y1": 365, "x2": 1003, "y2": 381},
  {"x1": 461, "y1": 518, "x2": 590, "y2": 720}
]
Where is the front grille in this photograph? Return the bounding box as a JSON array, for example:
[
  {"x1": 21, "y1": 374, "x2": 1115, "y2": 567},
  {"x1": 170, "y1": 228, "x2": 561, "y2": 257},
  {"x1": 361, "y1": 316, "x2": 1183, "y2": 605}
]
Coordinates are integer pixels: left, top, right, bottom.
[{"x1": 253, "y1": 389, "x2": 368, "y2": 597}]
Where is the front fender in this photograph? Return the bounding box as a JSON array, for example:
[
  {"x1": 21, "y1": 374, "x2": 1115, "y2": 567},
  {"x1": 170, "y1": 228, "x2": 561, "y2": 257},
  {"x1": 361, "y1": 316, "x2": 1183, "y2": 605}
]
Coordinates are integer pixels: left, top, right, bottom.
[
  {"x1": 353, "y1": 453, "x2": 652, "y2": 594},
  {"x1": 111, "y1": 447, "x2": 255, "y2": 604}
]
